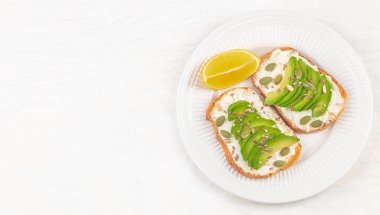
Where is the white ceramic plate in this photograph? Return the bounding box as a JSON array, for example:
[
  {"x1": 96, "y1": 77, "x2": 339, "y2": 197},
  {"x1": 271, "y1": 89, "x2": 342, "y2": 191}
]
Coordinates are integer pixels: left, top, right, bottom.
[{"x1": 176, "y1": 11, "x2": 372, "y2": 203}]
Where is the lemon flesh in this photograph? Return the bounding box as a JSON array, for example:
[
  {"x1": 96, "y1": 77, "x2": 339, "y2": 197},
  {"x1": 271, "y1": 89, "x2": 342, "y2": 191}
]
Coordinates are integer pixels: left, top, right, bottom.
[{"x1": 202, "y1": 49, "x2": 261, "y2": 89}]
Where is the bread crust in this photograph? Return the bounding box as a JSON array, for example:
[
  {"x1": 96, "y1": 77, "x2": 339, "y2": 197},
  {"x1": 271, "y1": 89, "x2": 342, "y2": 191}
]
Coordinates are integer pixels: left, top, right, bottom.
[
  {"x1": 253, "y1": 47, "x2": 347, "y2": 133},
  {"x1": 206, "y1": 87, "x2": 302, "y2": 178}
]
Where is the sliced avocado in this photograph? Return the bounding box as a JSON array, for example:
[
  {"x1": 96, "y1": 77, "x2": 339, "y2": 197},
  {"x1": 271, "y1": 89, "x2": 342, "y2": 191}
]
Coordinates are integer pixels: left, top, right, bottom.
[
  {"x1": 312, "y1": 90, "x2": 332, "y2": 117},
  {"x1": 231, "y1": 110, "x2": 259, "y2": 139},
  {"x1": 231, "y1": 122, "x2": 242, "y2": 139},
  {"x1": 277, "y1": 56, "x2": 297, "y2": 90},
  {"x1": 293, "y1": 90, "x2": 314, "y2": 111},
  {"x1": 281, "y1": 84, "x2": 302, "y2": 106},
  {"x1": 227, "y1": 100, "x2": 250, "y2": 115},
  {"x1": 309, "y1": 67, "x2": 320, "y2": 85},
  {"x1": 241, "y1": 112, "x2": 260, "y2": 124},
  {"x1": 248, "y1": 132, "x2": 272, "y2": 165},
  {"x1": 291, "y1": 65, "x2": 316, "y2": 111},
  {"x1": 247, "y1": 133, "x2": 272, "y2": 167},
  {"x1": 240, "y1": 112, "x2": 275, "y2": 128},
  {"x1": 241, "y1": 131, "x2": 265, "y2": 160},
  {"x1": 247, "y1": 136, "x2": 266, "y2": 167},
  {"x1": 250, "y1": 118, "x2": 275, "y2": 127},
  {"x1": 275, "y1": 59, "x2": 303, "y2": 106},
  {"x1": 301, "y1": 73, "x2": 323, "y2": 110},
  {"x1": 239, "y1": 118, "x2": 275, "y2": 141},
  {"x1": 265, "y1": 57, "x2": 296, "y2": 105},
  {"x1": 252, "y1": 135, "x2": 299, "y2": 170},
  {"x1": 281, "y1": 58, "x2": 309, "y2": 107},
  {"x1": 247, "y1": 128, "x2": 283, "y2": 167},
  {"x1": 228, "y1": 105, "x2": 250, "y2": 121},
  {"x1": 240, "y1": 112, "x2": 264, "y2": 129},
  {"x1": 280, "y1": 81, "x2": 303, "y2": 106},
  {"x1": 265, "y1": 88, "x2": 289, "y2": 105},
  {"x1": 239, "y1": 133, "x2": 252, "y2": 151},
  {"x1": 297, "y1": 57, "x2": 310, "y2": 72},
  {"x1": 299, "y1": 68, "x2": 320, "y2": 111},
  {"x1": 253, "y1": 126, "x2": 281, "y2": 135},
  {"x1": 309, "y1": 75, "x2": 332, "y2": 109}
]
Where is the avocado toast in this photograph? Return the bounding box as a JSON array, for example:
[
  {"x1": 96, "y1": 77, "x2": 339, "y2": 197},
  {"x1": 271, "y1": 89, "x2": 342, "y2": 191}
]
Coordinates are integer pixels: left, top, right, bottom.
[
  {"x1": 252, "y1": 47, "x2": 347, "y2": 133},
  {"x1": 206, "y1": 87, "x2": 302, "y2": 178}
]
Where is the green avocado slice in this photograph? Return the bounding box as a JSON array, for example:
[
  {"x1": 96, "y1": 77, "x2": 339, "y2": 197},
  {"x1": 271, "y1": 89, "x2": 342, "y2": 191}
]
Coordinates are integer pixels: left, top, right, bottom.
[
  {"x1": 247, "y1": 133, "x2": 273, "y2": 167},
  {"x1": 292, "y1": 65, "x2": 317, "y2": 111},
  {"x1": 265, "y1": 88, "x2": 289, "y2": 105},
  {"x1": 312, "y1": 90, "x2": 332, "y2": 117},
  {"x1": 241, "y1": 131, "x2": 265, "y2": 161},
  {"x1": 239, "y1": 133, "x2": 252, "y2": 151},
  {"x1": 241, "y1": 112, "x2": 260, "y2": 124},
  {"x1": 264, "y1": 56, "x2": 296, "y2": 105},
  {"x1": 253, "y1": 126, "x2": 281, "y2": 135},
  {"x1": 281, "y1": 83, "x2": 303, "y2": 107},
  {"x1": 240, "y1": 125, "x2": 280, "y2": 157},
  {"x1": 299, "y1": 67, "x2": 320, "y2": 111},
  {"x1": 247, "y1": 129, "x2": 284, "y2": 167},
  {"x1": 250, "y1": 118, "x2": 275, "y2": 127},
  {"x1": 239, "y1": 112, "x2": 270, "y2": 130},
  {"x1": 240, "y1": 111, "x2": 275, "y2": 128},
  {"x1": 228, "y1": 104, "x2": 250, "y2": 121},
  {"x1": 227, "y1": 100, "x2": 250, "y2": 115},
  {"x1": 247, "y1": 136, "x2": 266, "y2": 167},
  {"x1": 252, "y1": 135, "x2": 299, "y2": 170},
  {"x1": 231, "y1": 122, "x2": 242, "y2": 140},
  {"x1": 309, "y1": 75, "x2": 332, "y2": 109},
  {"x1": 302, "y1": 73, "x2": 325, "y2": 110},
  {"x1": 239, "y1": 118, "x2": 275, "y2": 141},
  {"x1": 281, "y1": 58, "x2": 309, "y2": 107},
  {"x1": 293, "y1": 90, "x2": 314, "y2": 111},
  {"x1": 275, "y1": 59, "x2": 303, "y2": 106}
]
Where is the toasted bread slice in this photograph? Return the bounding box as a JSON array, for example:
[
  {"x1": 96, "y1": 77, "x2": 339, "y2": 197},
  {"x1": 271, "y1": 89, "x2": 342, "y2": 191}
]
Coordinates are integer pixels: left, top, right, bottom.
[
  {"x1": 252, "y1": 47, "x2": 347, "y2": 133},
  {"x1": 206, "y1": 87, "x2": 302, "y2": 178}
]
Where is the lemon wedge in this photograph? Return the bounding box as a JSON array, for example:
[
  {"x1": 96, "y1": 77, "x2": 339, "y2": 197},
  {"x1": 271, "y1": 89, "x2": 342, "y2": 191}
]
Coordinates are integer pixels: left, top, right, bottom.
[{"x1": 202, "y1": 49, "x2": 261, "y2": 89}]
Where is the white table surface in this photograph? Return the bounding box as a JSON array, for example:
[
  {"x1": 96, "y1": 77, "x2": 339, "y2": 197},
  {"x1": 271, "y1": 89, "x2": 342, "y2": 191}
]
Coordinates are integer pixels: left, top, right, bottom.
[{"x1": 0, "y1": 0, "x2": 379, "y2": 214}]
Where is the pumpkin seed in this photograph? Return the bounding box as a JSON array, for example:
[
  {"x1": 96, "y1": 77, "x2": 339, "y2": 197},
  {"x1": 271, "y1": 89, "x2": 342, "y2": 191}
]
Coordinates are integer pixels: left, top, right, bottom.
[
  {"x1": 302, "y1": 82, "x2": 315, "y2": 91},
  {"x1": 240, "y1": 127, "x2": 251, "y2": 138},
  {"x1": 300, "y1": 116, "x2": 312, "y2": 125},
  {"x1": 265, "y1": 63, "x2": 276, "y2": 72},
  {"x1": 216, "y1": 104, "x2": 222, "y2": 111},
  {"x1": 274, "y1": 160, "x2": 286, "y2": 167},
  {"x1": 215, "y1": 116, "x2": 225, "y2": 127},
  {"x1": 220, "y1": 130, "x2": 231, "y2": 138},
  {"x1": 280, "y1": 147, "x2": 290, "y2": 156},
  {"x1": 295, "y1": 69, "x2": 302, "y2": 79},
  {"x1": 259, "y1": 77, "x2": 272, "y2": 85},
  {"x1": 286, "y1": 84, "x2": 294, "y2": 91},
  {"x1": 311, "y1": 120, "x2": 323, "y2": 128},
  {"x1": 274, "y1": 74, "x2": 283, "y2": 85},
  {"x1": 322, "y1": 84, "x2": 327, "y2": 94}
]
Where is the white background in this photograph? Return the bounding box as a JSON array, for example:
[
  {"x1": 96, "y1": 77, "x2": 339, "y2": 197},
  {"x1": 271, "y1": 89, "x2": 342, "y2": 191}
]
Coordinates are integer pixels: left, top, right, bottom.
[{"x1": 0, "y1": 0, "x2": 379, "y2": 214}]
